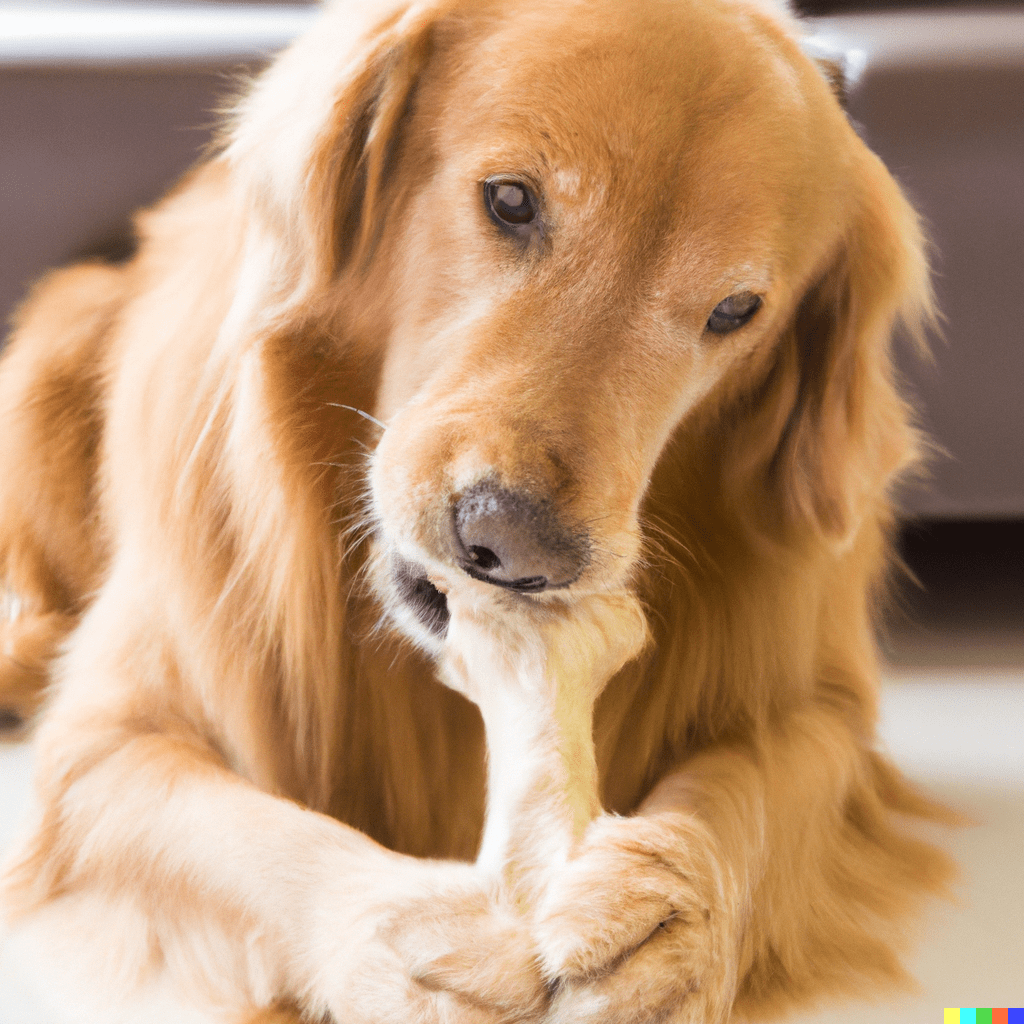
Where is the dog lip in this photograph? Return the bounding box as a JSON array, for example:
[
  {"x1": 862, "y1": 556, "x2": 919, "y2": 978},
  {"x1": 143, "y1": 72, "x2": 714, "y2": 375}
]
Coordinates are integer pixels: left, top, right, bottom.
[
  {"x1": 455, "y1": 560, "x2": 569, "y2": 592},
  {"x1": 392, "y1": 557, "x2": 450, "y2": 636}
]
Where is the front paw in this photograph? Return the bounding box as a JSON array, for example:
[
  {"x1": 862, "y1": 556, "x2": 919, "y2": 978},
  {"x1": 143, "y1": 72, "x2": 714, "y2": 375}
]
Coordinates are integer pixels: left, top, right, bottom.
[
  {"x1": 310, "y1": 865, "x2": 548, "y2": 1024},
  {"x1": 534, "y1": 815, "x2": 738, "y2": 1024},
  {"x1": 382, "y1": 886, "x2": 548, "y2": 1023}
]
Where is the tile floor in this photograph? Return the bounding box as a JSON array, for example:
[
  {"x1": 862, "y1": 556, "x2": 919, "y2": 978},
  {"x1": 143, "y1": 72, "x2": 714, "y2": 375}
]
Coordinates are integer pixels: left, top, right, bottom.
[{"x1": 1, "y1": 522, "x2": 1021, "y2": 1022}]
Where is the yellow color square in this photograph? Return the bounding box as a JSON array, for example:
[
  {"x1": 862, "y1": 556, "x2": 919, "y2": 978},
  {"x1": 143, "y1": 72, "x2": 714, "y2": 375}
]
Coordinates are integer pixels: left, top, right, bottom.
[{"x1": 946, "y1": 1011, "x2": 961, "y2": 1024}]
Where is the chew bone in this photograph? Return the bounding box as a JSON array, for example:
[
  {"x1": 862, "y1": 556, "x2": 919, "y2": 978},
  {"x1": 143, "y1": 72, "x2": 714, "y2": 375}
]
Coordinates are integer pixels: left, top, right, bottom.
[{"x1": 441, "y1": 590, "x2": 648, "y2": 902}]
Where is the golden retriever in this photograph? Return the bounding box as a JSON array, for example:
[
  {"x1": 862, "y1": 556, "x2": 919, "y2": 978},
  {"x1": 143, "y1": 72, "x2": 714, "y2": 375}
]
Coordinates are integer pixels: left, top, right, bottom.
[{"x1": 0, "y1": 0, "x2": 954, "y2": 1021}]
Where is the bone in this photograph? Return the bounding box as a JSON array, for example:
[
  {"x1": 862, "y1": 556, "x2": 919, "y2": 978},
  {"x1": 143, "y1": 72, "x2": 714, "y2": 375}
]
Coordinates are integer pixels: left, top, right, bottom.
[{"x1": 441, "y1": 591, "x2": 648, "y2": 903}]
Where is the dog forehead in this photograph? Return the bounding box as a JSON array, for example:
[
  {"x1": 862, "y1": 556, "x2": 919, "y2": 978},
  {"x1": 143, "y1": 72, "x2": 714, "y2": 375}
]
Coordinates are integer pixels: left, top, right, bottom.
[
  {"x1": 433, "y1": 0, "x2": 847, "y2": 223},
  {"x1": 442, "y1": 0, "x2": 804, "y2": 138}
]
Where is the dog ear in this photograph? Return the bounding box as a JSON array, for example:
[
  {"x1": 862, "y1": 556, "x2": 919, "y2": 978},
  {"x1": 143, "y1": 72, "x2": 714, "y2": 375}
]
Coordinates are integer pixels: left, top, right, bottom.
[
  {"x1": 309, "y1": 4, "x2": 443, "y2": 276},
  {"x1": 225, "y1": 1, "x2": 446, "y2": 303},
  {"x1": 755, "y1": 157, "x2": 935, "y2": 546},
  {"x1": 799, "y1": 34, "x2": 867, "y2": 109}
]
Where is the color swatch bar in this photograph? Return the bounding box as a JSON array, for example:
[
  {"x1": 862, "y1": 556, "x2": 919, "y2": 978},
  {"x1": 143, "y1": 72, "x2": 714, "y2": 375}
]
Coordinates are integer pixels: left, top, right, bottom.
[{"x1": 945, "y1": 1011, "x2": 1024, "y2": 1023}]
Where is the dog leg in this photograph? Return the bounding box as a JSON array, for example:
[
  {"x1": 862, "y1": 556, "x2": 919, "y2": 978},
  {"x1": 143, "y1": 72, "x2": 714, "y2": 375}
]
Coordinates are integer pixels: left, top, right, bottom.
[
  {"x1": 4, "y1": 727, "x2": 548, "y2": 1024},
  {"x1": 531, "y1": 703, "x2": 954, "y2": 1023},
  {"x1": 0, "y1": 263, "x2": 121, "y2": 734},
  {"x1": 2, "y1": 622, "x2": 549, "y2": 1024}
]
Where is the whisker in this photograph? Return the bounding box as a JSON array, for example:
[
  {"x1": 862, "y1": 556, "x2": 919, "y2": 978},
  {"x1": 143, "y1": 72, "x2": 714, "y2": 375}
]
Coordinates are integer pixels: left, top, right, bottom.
[
  {"x1": 324, "y1": 403, "x2": 388, "y2": 432},
  {"x1": 636, "y1": 515, "x2": 697, "y2": 584}
]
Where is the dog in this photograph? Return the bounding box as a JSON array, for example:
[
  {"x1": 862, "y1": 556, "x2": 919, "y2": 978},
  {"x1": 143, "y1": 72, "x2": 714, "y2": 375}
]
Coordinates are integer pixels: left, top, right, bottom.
[{"x1": 0, "y1": 0, "x2": 955, "y2": 1021}]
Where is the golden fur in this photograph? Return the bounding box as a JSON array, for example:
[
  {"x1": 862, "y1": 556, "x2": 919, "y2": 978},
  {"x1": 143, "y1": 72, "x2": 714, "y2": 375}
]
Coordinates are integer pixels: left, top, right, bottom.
[{"x1": 0, "y1": 0, "x2": 954, "y2": 1020}]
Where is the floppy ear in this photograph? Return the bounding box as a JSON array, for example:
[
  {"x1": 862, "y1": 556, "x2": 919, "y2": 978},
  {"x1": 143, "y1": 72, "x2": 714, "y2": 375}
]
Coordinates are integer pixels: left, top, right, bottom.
[
  {"x1": 755, "y1": 157, "x2": 935, "y2": 545},
  {"x1": 224, "y1": 0, "x2": 446, "y2": 306}
]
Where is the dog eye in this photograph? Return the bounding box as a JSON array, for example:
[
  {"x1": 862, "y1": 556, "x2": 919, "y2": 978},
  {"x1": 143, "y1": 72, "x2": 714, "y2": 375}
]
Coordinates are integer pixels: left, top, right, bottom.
[
  {"x1": 706, "y1": 291, "x2": 762, "y2": 334},
  {"x1": 484, "y1": 177, "x2": 538, "y2": 230}
]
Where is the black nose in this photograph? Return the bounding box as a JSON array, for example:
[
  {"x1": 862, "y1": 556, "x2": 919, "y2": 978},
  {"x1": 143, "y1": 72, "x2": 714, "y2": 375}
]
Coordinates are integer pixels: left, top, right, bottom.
[{"x1": 453, "y1": 482, "x2": 589, "y2": 592}]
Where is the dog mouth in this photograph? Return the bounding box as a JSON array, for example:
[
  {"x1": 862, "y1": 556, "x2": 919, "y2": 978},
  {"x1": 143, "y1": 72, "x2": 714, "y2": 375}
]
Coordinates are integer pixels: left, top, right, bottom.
[
  {"x1": 456, "y1": 553, "x2": 550, "y2": 593},
  {"x1": 379, "y1": 482, "x2": 602, "y2": 644},
  {"x1": 392, "y1": 556, "x2": 451, "y2": 637}
]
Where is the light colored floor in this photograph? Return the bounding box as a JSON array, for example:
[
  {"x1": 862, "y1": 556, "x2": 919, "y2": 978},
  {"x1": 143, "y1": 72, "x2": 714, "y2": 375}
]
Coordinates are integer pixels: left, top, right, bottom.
[
  {"x1": 1, "y1": 652, "x2": 1022, "y2": 1021},
  {"x1": 789, "y1": 668, "x2": 1024, "y2": 1022}
]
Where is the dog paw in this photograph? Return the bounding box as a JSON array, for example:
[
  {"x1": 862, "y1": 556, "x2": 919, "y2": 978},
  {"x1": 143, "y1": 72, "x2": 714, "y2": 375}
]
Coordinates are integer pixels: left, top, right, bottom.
[
  {"x1": 534, "y1": 814, "x2": 738, "y2": 1024},
  {"x1": 384, "y1": 890, "x2": 547, "y2": 1022},
  {"x1": 311, "y1": 866, "x2": 548, "y2": 1024}
]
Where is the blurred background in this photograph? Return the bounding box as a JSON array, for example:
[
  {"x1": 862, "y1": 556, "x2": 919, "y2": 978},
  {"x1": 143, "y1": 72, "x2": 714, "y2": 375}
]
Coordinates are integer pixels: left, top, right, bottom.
[{"x1": 1, "y1": 1, "x2": 1022, "y2": 1021}]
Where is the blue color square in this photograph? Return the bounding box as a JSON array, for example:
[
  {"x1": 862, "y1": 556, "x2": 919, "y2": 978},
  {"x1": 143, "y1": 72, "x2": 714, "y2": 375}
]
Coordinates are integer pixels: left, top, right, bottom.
[{"x1": 1007, "y1": 1009, "x2": 1024, "y2": 1024}]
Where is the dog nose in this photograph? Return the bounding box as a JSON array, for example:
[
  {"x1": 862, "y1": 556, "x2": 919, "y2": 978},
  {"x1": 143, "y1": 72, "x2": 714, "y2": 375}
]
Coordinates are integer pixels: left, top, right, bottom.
[{"x1": 453, "y1": 482, "x2": 589, "y2": 592}]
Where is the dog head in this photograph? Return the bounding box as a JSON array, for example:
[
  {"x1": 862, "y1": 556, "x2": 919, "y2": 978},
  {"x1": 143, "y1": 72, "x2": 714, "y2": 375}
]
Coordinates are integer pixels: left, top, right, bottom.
[{"x1": 229, "y1": 0, "x2": 931, "y2": 651}]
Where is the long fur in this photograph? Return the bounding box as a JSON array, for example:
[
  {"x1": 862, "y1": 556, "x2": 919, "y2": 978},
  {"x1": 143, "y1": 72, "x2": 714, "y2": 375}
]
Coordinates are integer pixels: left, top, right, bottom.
[{"x1": 0, "y1": 0, "x2": 954, "y2": 1021}]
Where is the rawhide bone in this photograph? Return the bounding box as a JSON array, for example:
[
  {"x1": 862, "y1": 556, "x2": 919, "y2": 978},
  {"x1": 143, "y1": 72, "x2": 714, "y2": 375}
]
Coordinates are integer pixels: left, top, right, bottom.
[{"x1": 440, "y1": 591, "x2": 649, "y2": 902}]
